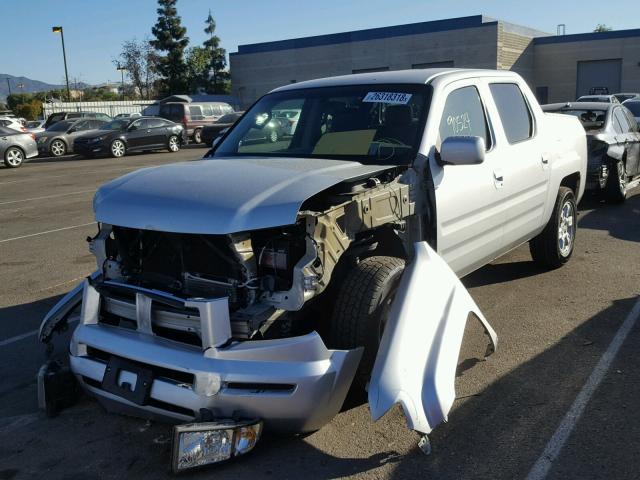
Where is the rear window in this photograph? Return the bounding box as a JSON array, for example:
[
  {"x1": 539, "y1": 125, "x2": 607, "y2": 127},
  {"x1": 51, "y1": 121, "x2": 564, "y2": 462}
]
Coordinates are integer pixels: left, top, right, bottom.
[
  {"x1": 490, "y1": 83, "x2": 534, "y2": 143},
  {"x1": 624, "y1": 102, "x2": 640, "y2": 116},
  {"x1": 159, "y1": 104, "x2": 184, "y2": 121}
]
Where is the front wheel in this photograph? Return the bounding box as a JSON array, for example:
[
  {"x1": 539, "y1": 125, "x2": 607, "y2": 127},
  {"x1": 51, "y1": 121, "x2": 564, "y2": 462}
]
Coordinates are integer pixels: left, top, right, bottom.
[
  {"x1": 268, "y1": 129, "x2": 279, "y2": 143},
  {"x1": 110, "y1": 140, "x2": 126, "y2": 158},
  {"x1": 603, "y1": 159, "x2": 627, "y2": 203},
  {"x1": 192, "y1": 129, "x2": 202, "y2": 144},
  {"x1": 50, "y1": 139, "x2": 67, "y2": 157},
  {"x1": 168, "y1": 135, "x2": 180, "y2": 152},
  {"x1": 4, "y1": 147, "x2": 24, "y2": 168},
  {"x1": 329, "y1": 256, "x2": 405, "y2": 391},
  {"x1": 529, "y1": 186, "x2": 577, "y2": 269}
]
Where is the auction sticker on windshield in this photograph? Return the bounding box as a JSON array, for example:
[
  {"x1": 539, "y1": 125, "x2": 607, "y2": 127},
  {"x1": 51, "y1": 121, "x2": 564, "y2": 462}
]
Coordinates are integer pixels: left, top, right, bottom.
[{"x1": 363, "y1": 92, "x2": 412, "y2": 104}]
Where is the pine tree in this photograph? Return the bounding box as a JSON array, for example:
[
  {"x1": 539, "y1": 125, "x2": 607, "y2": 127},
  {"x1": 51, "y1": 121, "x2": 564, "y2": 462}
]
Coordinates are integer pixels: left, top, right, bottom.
[
  {"x1": 203, "y1": 9, "x2": 229, "y2": 93},
  {"x1": 150, "y1": 0, "x2": 189, "y2": 95}
]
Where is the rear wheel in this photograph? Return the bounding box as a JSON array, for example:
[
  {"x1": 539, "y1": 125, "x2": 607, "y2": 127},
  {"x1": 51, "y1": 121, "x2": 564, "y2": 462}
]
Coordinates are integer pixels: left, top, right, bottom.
[
  {"x1": 329, "y1": 256, "x2": 405, "y2": 391},
  {"x1": 529, "y1": 186, "x2": 576, "y2": 269},
  {"x1": 50, "y1": 139, "x2": 66, "y2": 157},
  {"x1": 110, "y1": 140, "x2": 126, "y2": 158},
  {"x1": 193, "y1": 129, "x2": 202, "y2": 144},
  {"x1": 604, "y1": 159, "x2": 627, "y2": 203},
  {"x1": 4, "y1": 147, "x2": 24, "y2": 168},
  {"x1": 168, "y1": 135, "x2": 180, "y2": 152}
]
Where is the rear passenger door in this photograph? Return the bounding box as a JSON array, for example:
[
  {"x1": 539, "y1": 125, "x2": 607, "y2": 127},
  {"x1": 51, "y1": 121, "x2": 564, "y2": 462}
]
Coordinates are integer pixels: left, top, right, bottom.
[
  {"x1": 614, "y1": 107, "x2": 640, "y2": 176},
  {"x1": 487, "y1": 82, "x2": 550, "y2": 251},
  {"x1": 431, "y1": 81, "x2": 507, "y2": 276}
]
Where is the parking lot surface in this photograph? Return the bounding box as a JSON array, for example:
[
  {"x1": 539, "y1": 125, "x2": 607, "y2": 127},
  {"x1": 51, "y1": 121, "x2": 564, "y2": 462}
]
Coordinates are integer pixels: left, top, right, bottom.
[{"x1": 0, "y1": 150, "x2": 639, "y2": 479}]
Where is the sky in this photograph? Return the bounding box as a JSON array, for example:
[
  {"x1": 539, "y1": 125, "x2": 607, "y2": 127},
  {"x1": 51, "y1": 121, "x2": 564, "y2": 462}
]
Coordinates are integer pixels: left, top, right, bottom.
[{"x1": 3, "y1": 0, "x2": 639, "y2": 85}]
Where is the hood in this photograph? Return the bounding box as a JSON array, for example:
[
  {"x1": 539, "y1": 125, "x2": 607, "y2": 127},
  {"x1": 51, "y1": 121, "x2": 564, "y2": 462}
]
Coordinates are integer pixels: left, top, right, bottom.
[{"x1": 94, "y1": 157, "x2": 394, "y2": 234}]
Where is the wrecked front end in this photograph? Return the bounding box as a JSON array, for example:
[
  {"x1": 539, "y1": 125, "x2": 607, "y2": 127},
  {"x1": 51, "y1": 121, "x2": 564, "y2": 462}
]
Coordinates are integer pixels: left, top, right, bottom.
[{"x1": 39, "y1": 157, "x2": 497, "y2": 470}]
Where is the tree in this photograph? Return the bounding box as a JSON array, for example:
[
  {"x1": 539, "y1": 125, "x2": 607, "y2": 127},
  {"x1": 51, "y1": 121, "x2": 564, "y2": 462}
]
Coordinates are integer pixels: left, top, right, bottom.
[
  {"x1": 115, "y1": 38, "x2": 158, "y2": 99},
  {"x1": 185, "y1": 46, "x2": 211, "y2": 92},
  {"x1": 203, "y1": 10, "x2": 229, "y2": 93},
  {"x1": 150, "y1": 0, "x2": 189, "y2": 96},
  {"x1": 594, "y1": 24, "x2": 613, "y2": 32}
]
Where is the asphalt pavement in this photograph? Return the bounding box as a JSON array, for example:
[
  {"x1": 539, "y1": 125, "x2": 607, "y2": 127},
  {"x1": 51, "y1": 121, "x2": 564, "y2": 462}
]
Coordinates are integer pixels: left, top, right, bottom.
[{"x1": 0, "y1": 149, "x2": 639, "y2": 480}]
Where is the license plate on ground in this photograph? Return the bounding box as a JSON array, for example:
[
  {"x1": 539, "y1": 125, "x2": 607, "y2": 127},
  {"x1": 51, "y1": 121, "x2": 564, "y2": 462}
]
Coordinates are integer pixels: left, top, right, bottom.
[{"x1": 101, "y1": 356, "x2": 154, "y2": 406}]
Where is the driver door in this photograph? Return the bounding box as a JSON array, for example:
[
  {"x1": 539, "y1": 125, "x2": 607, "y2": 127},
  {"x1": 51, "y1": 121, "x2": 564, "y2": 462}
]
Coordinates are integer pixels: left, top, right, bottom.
[
  {"x1": 125, "y1": 119, "x2": 148, "y2": 149},
  {"x1": 429, "y1": 80, "x2": 508, "y2": 276}
]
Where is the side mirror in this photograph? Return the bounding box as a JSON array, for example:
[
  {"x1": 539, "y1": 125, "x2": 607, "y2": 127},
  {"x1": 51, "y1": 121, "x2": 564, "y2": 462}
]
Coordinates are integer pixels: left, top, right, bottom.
[
  {"x1": 68, "y1": 128, "x2": 76, "y2": 134},
  {"x1": 438, "y1": 136, "x2": 485, "y2": 166},
  {"x1": 128, "y1": 124, "x2": 137, "y2": 131}
]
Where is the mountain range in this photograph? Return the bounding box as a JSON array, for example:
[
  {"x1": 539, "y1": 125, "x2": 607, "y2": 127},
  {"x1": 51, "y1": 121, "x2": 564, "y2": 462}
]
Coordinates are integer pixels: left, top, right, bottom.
[{"x1": 0, "y1": 73, "x2": 90, "y2": 101}]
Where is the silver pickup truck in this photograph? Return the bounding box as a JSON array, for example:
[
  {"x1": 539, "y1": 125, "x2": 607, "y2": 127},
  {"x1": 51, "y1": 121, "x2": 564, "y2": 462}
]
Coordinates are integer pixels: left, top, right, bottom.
[{"x1": 39, "y1": 69, "x2": 586, "y2": 471}]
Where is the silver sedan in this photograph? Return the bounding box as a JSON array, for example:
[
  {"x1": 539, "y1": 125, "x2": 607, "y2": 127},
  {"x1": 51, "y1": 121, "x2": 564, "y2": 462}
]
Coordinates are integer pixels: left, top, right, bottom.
[
  {"x1": 35, "y1": 118, "x2": 108, "y2": 157},
  {"x1": 0, "y1": 126, "x2": 38, "y2": 168}
]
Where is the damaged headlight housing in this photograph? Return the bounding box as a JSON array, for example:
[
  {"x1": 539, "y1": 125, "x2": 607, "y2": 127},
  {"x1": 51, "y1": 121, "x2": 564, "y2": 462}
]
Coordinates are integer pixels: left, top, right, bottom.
[{"x1": 171, "y1": 419, "x2": 263, "y2": 473}]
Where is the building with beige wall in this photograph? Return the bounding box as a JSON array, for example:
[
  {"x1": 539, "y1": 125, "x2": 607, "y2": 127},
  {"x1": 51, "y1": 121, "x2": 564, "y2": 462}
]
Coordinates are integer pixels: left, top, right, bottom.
[{"x1": 230, "y1": 15, "x2": 640, "y2": 108}]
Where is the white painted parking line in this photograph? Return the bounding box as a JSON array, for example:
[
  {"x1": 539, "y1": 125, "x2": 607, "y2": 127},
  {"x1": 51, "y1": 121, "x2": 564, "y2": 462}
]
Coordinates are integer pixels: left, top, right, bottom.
[
  {"x1": 0, "y1": 222, "x2": 96, "y2": 243},
  {"x1": 0, "y1": 329, "x2": 38, "y2": 347},
  {"x1": 0, "y1": 189, "x2": 95, "y2": 206},
  {"x1": 526, "y1": 296, "x2": 640, "y2": 480}
]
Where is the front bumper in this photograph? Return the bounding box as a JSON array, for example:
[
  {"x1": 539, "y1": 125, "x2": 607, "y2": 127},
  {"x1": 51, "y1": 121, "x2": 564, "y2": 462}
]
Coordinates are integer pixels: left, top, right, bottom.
[
  {"x1": 69, "y1": 281, "x2": 362, "y2": 432},
  {"x1": 74, "y1": 141, "x2": 108, "y2": 156}
]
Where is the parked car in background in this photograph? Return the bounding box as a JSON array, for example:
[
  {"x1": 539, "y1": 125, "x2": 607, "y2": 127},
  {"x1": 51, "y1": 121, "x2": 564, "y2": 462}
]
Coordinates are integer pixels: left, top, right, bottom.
[
  {"x1": 26, "y1": 120, "x2": 46, "y2": 133},
  {"x1": 576, "y1": 94, "x2": 620, "y2": 104},
  {"x1": 158, "y1": 101, "x2": 234, "y2": 144},
  {"x1": 74, "y1": 117, "x2": 184, "y2": 158},
  {"x1": 0, "y1": 117, "x2": 28, "y2": 132},
  {"x1": 35, "y1": 118, "x2": 109, "y2": 157},
  {"x1": 44, "y1": 111, "x2": 112, "y2": 129},
  {"x1": 0, "y1": 125, "x2": 38, "y2": 168},
  {"x1": 200, "y1": 111, "x2": 244, "y2": 146},
  {"x1": 623, "y1": 99, "x2": 640, "y2": 124},
  {"x1": 238, "y1": 113, "x2": 287, "y2": 145},
  {"x1": 273, "y1": 108, "x2": 301, "y2": 135},
  {"x1": 114, "y1": 113, "x2": 142, "y2": 119},
  {"x1": 543, "y1": 101, "x2": 640, "y2": 202},
  {"x1": 613, "y1": 93, "x2": 640, "y2": 103}
]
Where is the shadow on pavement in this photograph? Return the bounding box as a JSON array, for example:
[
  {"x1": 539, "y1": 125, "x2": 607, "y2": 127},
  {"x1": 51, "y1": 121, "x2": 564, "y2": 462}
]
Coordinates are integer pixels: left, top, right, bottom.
[
  {"x1": 387, "y1": 296, "x2": 638, "y2": 480},
  {"x1": 578, "y1": 191, "x2": 640, "y2": 243}
]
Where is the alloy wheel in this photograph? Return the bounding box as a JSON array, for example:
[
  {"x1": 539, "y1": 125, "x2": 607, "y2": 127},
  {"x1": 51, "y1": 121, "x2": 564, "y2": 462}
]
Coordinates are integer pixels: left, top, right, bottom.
[
  {"x1": 169, "y1": 136, "x2": 179, "y2": 152},
  {"x1": 269, "y1": 130, "x2": 278, "y2": 143},
  {"x1": 557, "y1": 200, "x2": 575, "y2": 257},
  {"x1": 51, "y1": 140, "x2": 66, "y2": 157},
  {"x1": 5, "y1": 148, "x2": 23, "y2": 167},
  {"x1": 111, "y1": 140, "x2": 125, "y2": 158},
  {"x1": 617, "y1": 160, "x2": 627, "y2": 196}
]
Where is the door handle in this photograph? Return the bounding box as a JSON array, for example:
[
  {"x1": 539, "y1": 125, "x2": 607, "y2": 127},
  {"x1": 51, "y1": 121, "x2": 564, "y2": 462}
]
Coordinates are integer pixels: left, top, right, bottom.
[
  {"x1": 146, "y1": 129, "x2": 152, "y2": 133},
  {"x1": 541, "y1": 155, "x2": 550, "y2": 165},
  {"x1": 493, "y1": 170, "x2": 504, "y2": 188}
]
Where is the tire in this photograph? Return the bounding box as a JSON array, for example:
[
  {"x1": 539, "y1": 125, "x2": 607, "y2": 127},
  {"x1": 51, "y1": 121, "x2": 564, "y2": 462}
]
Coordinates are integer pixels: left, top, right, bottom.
[
  {"x1": 193, "y1": 129, "x2": 202, "y2": 144},
  {"x1": 329, "y1": 256, "x2": 405, "y2": 390},
  {"x1": 50, "y1": 139, "x2": 67, "y2": 157},
  {"x1": 268, "y1": 129, "x2": 278, "y2": 143},
  {"x1": 529, "y1": 186, "x2": 577, "y2": 269},
  {"x1": 168, "y1": 135, "x2": 180, "y2": 152},
  {"x1": 4, "y1": 146, "x2": 24, "y2": 168},
  {"x1": 110, "y1": 139, "x2": 126, "y2": 158},
  {"x1": 603, "y1": 158, "x2": 627, "y2": 203}
]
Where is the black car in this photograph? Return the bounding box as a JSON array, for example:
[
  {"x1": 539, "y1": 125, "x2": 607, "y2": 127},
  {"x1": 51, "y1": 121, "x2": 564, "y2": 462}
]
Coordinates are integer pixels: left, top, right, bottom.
[
  {"x1": 201, "y1": 112, "x2": 244, "y2": 146},
  {"x1": 543, "y1": 102, "x2": 640, "y2": 202},
  {"x1": 74, "y1": 117, "x2": 185, "y2": 158}
]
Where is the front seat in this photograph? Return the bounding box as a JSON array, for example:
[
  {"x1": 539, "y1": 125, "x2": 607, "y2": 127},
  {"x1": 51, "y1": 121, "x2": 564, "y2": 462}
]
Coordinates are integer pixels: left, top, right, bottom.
[{"x1": 376, "y1": 105, "x2": 415, "y2": 144}]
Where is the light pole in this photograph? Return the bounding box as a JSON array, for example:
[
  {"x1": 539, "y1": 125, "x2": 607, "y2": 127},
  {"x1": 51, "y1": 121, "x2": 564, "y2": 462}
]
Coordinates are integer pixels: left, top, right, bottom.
[
  {"x1": 52, "y1": 26, "x2": 71, "y2": 101},
  {"x1": 116, "y1": 64, "x2": 126, "y2": 101},
  {"x1": 5, "y1": 78, "x2": 11, "y2": 95}
]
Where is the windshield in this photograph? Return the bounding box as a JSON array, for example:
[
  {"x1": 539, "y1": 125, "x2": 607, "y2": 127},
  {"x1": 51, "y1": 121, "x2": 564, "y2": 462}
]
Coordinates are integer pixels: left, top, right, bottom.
[
  {"x1": 100, "y1": 119, "x2": 130, "y2": 131},
  {"x1": 48, "y1": 120, "x2": 74, "y2": 132},
  {"x1": 214, "y1": 84, "x2": 430, "y2": 165},
  {"x1": 556, "y1": 109, "x2": 607, "y2": 131}
]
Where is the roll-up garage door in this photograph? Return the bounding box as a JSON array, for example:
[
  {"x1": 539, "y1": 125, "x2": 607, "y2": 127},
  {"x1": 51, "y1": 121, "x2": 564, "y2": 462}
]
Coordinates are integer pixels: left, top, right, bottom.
[{"x1": 576, "y1": 59, "x2": 622, "y2": 97}]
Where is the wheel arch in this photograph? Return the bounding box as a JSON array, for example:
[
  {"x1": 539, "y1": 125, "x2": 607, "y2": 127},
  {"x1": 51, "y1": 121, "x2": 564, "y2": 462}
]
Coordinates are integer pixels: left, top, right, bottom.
[{"x1": 560, "y1": 171, "x2": 581, "y2": 196}]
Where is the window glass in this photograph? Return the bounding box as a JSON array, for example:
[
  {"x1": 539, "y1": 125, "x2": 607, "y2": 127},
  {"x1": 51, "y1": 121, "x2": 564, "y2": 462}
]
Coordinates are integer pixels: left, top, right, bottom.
[
  {"x1": 489, "y1": 83, "x2": 533, "y2": 143},
  {"x1": 438, "y1": 86, "x2": 490, "y2": 148},
  {"x1": 202, "y1": 105, "x2": 213, "y2": 116},
  {"x1": 613, "y1": 108, "x2": 630, "y2": 133},
  {"x1": 624, "y1": 102, "x2": 640, "y2": 117},
  {"x1": 67, "y1": 113, "x2": 81, "y2": 119},
  {"x1": 74, "y1": 120, "x2": 90, "y2": 130},
  {"x1": 623, "y1": 109, "x2": 638, "y2": 132},
  {"x1": 147, "y1": 118, "x2": 165, "y2": 128},
  {"x1": 215, "y1": 84, "x2": 430, "y2": 165},
  {"x1": 189, "y1": 106, "x2": 204, "y2": 120}
]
